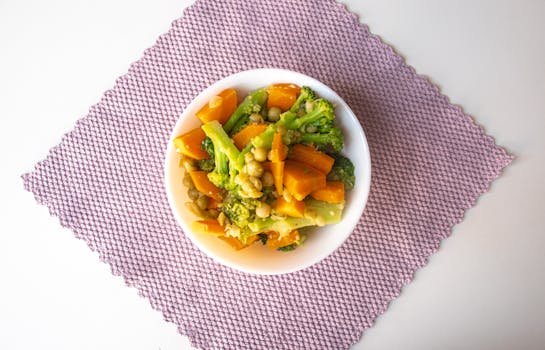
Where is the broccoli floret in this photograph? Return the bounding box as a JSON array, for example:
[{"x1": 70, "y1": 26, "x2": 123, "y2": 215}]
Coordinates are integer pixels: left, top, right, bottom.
[
  {"x1": 300, "y1": 127, "x2": 344, "y2": 153},
  {"x1": 196, "y1": 158, "x2": 215, "y2": 172},
  {"x1": 201, "y1": 120, "x2": 245, "y2": 189},
  {"x1": 223, "y1": 88, "x2": 268, "y2": 135},
  {"x1": 327, "y1": 154, "x2": 355, "y2": 190},
  {"x1": 280, "y1": 98, "x2": 335, "y2": 130},
  {"x1": 196, "y1": 136, "x2": 216, "y2": 171},
  {"x1": 289, "y1": 86, "x2": 316, "y2": 113},
  {"x1": 247, "y1": 199, "x2": 344, "y2": 235},
  {"x1": 222, "y1": 194, "x2": 258, "y2": 229},
  {"x1": 257, "y1": 233, "x2": 268, "y2": 245}
]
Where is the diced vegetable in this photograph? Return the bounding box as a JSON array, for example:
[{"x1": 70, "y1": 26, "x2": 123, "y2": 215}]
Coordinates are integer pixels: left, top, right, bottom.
[
  {"x1": 283, "y1": 160, "x2": 326, "y2": 201},
  {"x1": 189, "y1": 170, "x2": 223, "y2": 201},
  {"x1": 288, "y1": 144, "x2": 334, "y2": 174},
  {"x1": 310, "y1": 181, "x2": 345, "y2": 203},
  {"x1": 263, "y1": 161, "x2": 284, "y2": 195},
  {"x1": 196, "y1": 88, "x2": 238, "y2": 125},
  {"x1": 231, "y1": 124, "x2": 268, "y2": 150},
  {"x1": 266, "y1": 230, "x2": 301, "y2": 250},
  {"x1": 270, "y1": 131, "x2": 288, "y2": 162},
  {"x1": 267, "y1": 83, "x2": 301, "y2": 111},
  {"x1": 191, "y1": 219, "x2": 225, "y2": 236},
  {"x1": 274, "y1": 196, "x2": 305, "y2": 218},
  {"x1": 207, "y1": 197, "x2": 221, "y2": 209},
  {"x1": 173, "y1": 127, "x2": 209, "y2": 160}
]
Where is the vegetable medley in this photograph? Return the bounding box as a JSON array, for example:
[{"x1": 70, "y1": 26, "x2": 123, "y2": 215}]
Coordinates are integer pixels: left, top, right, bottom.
[{"x1": 173, "y1": 83, "x2": 356, "y2": 252}]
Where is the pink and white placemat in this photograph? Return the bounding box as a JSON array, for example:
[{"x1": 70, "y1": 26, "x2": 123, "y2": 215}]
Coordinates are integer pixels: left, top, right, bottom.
[{"x1": 23, "y1": 0, "x2": 512, "y2": 348}]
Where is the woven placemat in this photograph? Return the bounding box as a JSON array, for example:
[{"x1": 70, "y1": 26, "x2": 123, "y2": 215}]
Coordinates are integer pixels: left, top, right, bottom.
[{"x1": 23, "y1": 0, "x2": 512, "y2": 348}]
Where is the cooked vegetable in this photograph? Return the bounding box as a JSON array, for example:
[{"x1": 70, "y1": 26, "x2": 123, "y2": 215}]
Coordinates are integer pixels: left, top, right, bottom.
[
  {"x1": 269, "y1": 131, "x2": 288, "y2": 162},
  {"x1": 174, "y1": 84, "x2": 356, "y2": 252},
  {"x1": 267, "y1": 83, "x2": 301, "y2": 111},
  {"x1": 288, "y1": 144, "x2": 334, "y2": 174},
  {"x1": 191, "y1": 219, "x2": 225, "y2": 236},
  {"x1": 223, "y1": 88, "x2": 268, "y2": 135},
  {"x1": 266, "y1": 230, "x2": 301, "y2": 250},
  {"x1": 248, "y1": 198, "x2": 344, "y2": 235},
  {"x1": 327, "y1": 154, "x2": 356, "y2": 190},
  {"x1": 310, "y1": 181, "x2": 345, "y2": 203},
  {"x1": 263, "y1": 161, "x2": 284, "y2": 195},
  {"x1": 173, "y1": 127, "x2": 209, "y2": 160},
  {"x1": 189, "y1": 171, "x2": 223, "y2": 201},
  {"x1": 289, "y1": 86, "x2": 316, "y2": 113},
  {"x1": 196, "y1": 88, "x2": 238, "y2": 125},
  {"x1": 283, "y1": 160, "x2": 326, "y2": 201},
  {"x1": 274, "y1": 196, "x2": 305, "y2": 218},
  {"x1": 232, "y1": 124, "x2": 269, "y2": 150},
  {"x1": 219, "y1": 234, "x2": 259, "y2": 250}
]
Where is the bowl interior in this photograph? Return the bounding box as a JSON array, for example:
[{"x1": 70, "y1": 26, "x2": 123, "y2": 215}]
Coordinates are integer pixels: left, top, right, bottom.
[{"x1": 165, "y1": 69, "x2": 371, "y2": 275}]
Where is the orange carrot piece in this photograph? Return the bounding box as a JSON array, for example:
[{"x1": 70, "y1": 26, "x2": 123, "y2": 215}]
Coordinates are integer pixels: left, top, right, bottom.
[
  {"x1": 196, "y1": 88, "x2": 238, "y2": 125},
  {"x1": 274, "y1": 196, "x2": 305, "y2": 218},
  {"x1": 310, "y1": 181, "x2": 345, "y2": 203},
  {"x1": 189, "y1": 171, "x2": 223, "y2": 201},
  {"x1": 267, "y1": 83, "x2": 301, "y2": 111},
  {"x1": 283, "y1": 160, "x2": 326, "y2": 201},
  {"x1": 266, "y1": 230, "x2": 300, "y2": 250},
  {"x1": 270, "y1": 131, "x2": 288, "y2": 162},
  {"x1": 191, "y1": 219, "x2": 225, "y2": 236},
  {"x1": 206, "y1": 197, "x2": 221, "y2": 209},
  {"x1": 231, "y1": 123, "x2": 268, "y2": 150},
  {"x1": 288, "y1": 144, "x2": 334, "y2": 174},
  {"x1": 172, "y1": 127, "x2": 209, "y2": 160}
]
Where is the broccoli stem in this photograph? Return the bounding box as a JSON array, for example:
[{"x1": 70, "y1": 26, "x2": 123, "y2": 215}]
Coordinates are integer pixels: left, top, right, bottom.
[
  {"x1": 201, "y1": 120, "x2": 243, "y2": 172},
  {"x1": 223, "y1": 88, "x2": 268, "y2": 134}
]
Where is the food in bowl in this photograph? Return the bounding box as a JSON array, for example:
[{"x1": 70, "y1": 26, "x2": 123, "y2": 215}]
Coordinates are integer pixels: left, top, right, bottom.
[{"x1": 172, "y1": 83, "x2": 356, "y2": 252}]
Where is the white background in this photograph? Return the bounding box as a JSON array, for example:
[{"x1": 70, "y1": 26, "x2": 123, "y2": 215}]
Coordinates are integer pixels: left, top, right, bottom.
[{"x1": 1, "y1": 0, "x2": 544, "y2": 349}]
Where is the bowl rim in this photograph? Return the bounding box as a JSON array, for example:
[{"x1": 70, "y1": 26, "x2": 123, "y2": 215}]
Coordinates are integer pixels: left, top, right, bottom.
[{"x1": 164, "y1": 68, "x2": 372, "y2": 275}]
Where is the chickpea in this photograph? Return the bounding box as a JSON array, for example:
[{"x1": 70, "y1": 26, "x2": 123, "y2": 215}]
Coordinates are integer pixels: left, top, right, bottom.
[
  {"x1": 249, "y1": 176, "x2": 262, "y2": 192},
  {"x1": 207, "y1": 209, "x2": 220, "y2": 218},
  {"x1": 306, "y1": 125, "x2": 318, "y2": 133},
  {"x1": 262, "y1": 171, "x2": 274, "y2": 187},
  {"x1": 244, "y1": 152, "x2": 255, "y2": 164},
  {"x1": 252, "y1": 147, "x2": 267, "y2": 162},
  {"x1": 249, "y1": 113, "x2": 264, "y2": 124},
  {"x1": 255, "y1": 202, "x2": 271, "y2": 218},
  {"x1": 187, "y1": 187, "x2": 200, "y2": 200},
  {"x1": 183, "y1": 173, "x2": 195, "y2": 189},
  {"x1": 196, "y1": 195, "x2": 209, "y2": 210},
  {"x1": 305, "y1": 101, "x2": 315, "y2": 113},
  {"x1": 246, "y1": 161, "x2": 263, "y2": 177},
  {"x1": 267, "y1": 107, "x2": 281, "y2": 121}
]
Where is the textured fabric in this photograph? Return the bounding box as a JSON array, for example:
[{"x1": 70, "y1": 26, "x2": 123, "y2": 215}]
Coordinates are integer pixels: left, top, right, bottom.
[{"x1": 22, "y1": 0, "x2": 512, "y2": 349}]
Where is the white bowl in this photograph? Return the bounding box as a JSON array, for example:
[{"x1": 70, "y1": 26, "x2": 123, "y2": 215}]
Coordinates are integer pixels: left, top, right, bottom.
[{"x1": 164, "y1": 68, "x2": 371, "y2": 275}]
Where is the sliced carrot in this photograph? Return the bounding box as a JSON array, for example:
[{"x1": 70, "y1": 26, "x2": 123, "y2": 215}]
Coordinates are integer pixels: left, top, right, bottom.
[
  {"x1": 231, "y1": 123, "x2": 268, "y2": 150},
  {"x1": 267, "y1": 83, "x2": 301, "y2": 111},
  {"x1": 191, "y1": 219, "x2": 225, "y2": 236},
  {"x1": 274, "y1": 196, "x2": 305, "y2": 218},
  {"x1": 206, "y1": 197, "x2": 221, "y2": 209},
  {"x1": 196, "y1": 88, "x2": 238, "y2": 125},
  {"x1": 270, "y1": 131, "x2": 288, "y2": 162},
  {"x1": 266, "y1": 230, "x2": 300, "y2": 250},
  {"x1": 310, "y1": 181, "x2": 345, "y2": 203},
  {"x1": 218, "y1": 234, "x2": 259, "y2": 250},
  {"x1": 288, "y1": 144, "x2": 334, "y2": 174},
  {"x1": 189, "y1": 171, "x2": 223, "y2": 201},
  {"x1": 173, "y1": 127, "x2": 209, "y2": 160},
  {"x1": 263, "y1": 161, "x2": 284, "y2": 195},
  {"x1": 283, "y1": 160, "x2": 326, "y2": 201}
]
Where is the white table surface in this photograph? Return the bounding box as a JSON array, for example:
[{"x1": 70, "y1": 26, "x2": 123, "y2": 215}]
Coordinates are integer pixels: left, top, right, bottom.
[{"x1": 1, "y1": 0, "x2": 544, "y2": 349}]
